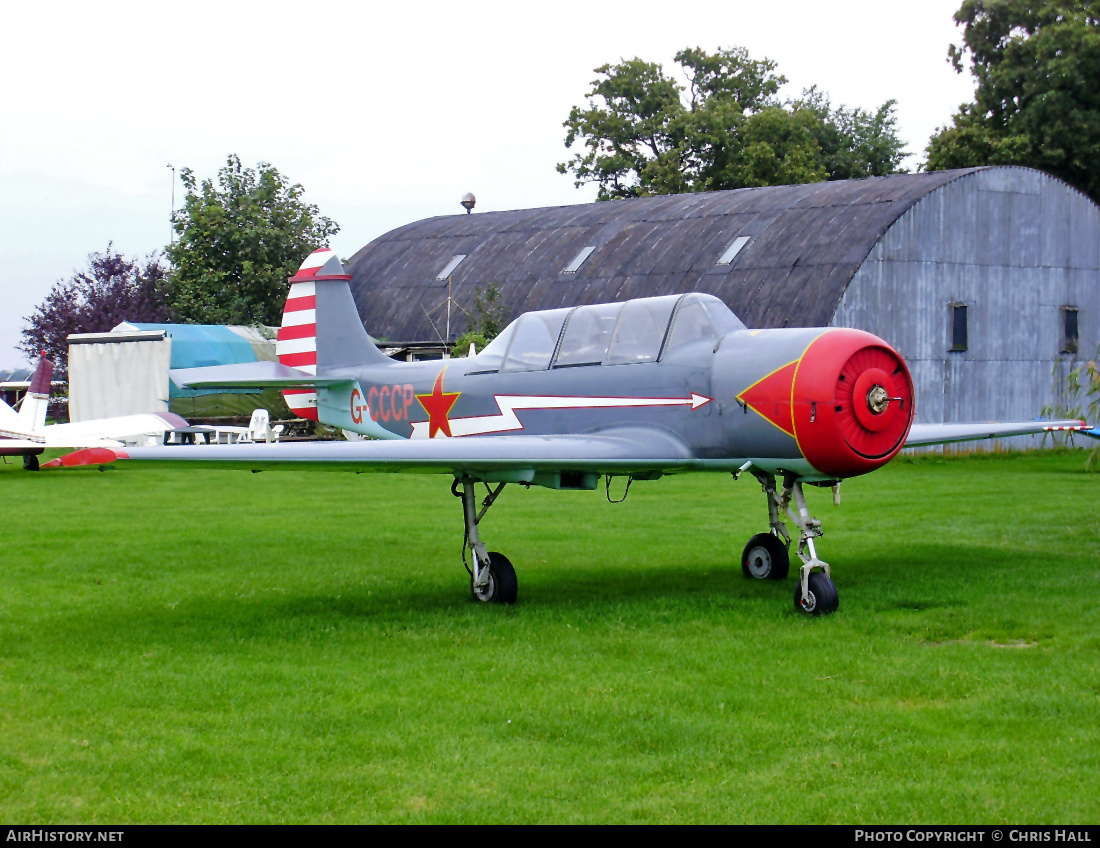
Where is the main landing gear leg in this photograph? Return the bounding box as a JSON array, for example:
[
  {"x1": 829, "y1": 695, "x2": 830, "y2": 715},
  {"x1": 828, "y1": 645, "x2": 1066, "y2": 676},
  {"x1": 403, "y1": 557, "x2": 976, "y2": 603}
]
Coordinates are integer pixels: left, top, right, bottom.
[
  {"x1": 745, "y1": 471, "x2": 839, "y2": 616},
  {"x1": 453, "y1": 477, "x2": 517, "y2": 605}
]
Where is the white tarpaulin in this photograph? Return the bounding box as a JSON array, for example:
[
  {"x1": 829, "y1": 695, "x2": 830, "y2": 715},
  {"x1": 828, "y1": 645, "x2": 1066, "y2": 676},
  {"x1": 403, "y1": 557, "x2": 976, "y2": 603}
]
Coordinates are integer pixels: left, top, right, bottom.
[
  {"x1": 67, "y1": 324, "x2": 282, "y2": 423},
  {"x1": 68, "y1": 331, "x2": 171, "y2": 422}
]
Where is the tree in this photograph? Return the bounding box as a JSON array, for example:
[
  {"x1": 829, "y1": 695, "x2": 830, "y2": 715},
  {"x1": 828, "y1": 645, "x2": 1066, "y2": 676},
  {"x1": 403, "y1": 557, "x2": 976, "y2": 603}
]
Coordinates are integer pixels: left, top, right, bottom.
[
  {"x1": 558, "y1": 46, "x2": 906, "y2": 199},
  {"x1": 1085, "y1": 353, "x2": 1100, "y2": 472},
  {"x1": 20, "y1": 245, "x2": 169, "y2": 375},
  {"x1": 925, "y1": 1, "x2": 1100, "y2": 203},
  {"x1": 166, "y1": 155, "x2": 340, "y2": 326},
  {"x1": 452, "y1": 283, "x2": 509, "y2": 357}
]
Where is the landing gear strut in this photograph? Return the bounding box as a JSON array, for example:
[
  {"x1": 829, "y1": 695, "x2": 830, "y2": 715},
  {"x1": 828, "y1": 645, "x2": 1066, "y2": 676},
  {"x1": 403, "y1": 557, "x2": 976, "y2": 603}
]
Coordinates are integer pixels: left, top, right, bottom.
[
  {"x1": 744, "y1": 471, "x2": 839, "y2": 616},
  {"x1": 453, "y1": 477, "x2": 517, "y2": 604}
]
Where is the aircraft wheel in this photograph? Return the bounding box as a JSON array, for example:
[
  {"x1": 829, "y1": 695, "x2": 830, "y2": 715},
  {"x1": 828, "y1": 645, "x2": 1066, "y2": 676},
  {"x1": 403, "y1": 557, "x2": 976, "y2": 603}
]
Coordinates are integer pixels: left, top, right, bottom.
[
  {"x1": 471, "y1": 551, "x2": 518, "y2": 605},
  {"x1": 23, "y1": 454, "x2": 40, "y2": 472},
  {"x1": 794, "y1": 572, "x2": 839, "y2": 616},
  {"x1": 741, "y1": 533, "x2": 789, "y2": 580}
]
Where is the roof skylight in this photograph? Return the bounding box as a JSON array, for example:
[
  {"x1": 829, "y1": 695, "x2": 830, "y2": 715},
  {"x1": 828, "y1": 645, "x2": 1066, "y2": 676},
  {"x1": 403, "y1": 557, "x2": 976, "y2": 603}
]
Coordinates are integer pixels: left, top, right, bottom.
[
  {"x1": 562, "y1": 246, "x2": 596, "y2": 274},
  {"x1": 435, "y1": 254, "x2": 467, "y2": 280},
  {"x1": 717, "y1": 236, "x2": 750, "y2": 266}
]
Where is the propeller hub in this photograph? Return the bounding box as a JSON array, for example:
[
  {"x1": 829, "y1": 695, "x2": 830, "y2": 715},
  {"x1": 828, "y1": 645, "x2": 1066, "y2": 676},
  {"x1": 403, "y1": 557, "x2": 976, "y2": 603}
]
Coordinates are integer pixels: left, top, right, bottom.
[{"x1": 867, "y1": 385, "x2": 890, "y2": 415}]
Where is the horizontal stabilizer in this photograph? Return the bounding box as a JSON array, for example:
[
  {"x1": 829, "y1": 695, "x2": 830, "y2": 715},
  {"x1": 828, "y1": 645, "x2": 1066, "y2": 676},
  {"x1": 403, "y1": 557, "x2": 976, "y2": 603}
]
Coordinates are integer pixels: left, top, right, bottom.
[
  {"x1": 904, "y1": 419, "x2": 1092, "y2": 448},
  {"x1": 171, "y1": 362, "x2": 353, "y2": 390}
]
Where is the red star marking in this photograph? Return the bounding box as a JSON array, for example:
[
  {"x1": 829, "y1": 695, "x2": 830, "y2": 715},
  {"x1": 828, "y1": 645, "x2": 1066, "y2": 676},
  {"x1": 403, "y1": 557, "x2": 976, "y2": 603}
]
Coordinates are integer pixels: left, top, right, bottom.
[{"x1": 416, "y1": 371, "x2": 461, "y2": 438}]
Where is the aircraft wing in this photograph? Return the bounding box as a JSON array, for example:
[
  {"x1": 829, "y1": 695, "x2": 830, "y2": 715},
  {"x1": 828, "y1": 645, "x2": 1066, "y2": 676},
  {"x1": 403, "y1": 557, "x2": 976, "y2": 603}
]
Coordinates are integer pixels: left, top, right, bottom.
[
  {"x1": 44, "y1": 427, "x2": 701, "y2": 478},
  {"x1": 904, "y1": 419, "x2": 1097, "y2": 448}
]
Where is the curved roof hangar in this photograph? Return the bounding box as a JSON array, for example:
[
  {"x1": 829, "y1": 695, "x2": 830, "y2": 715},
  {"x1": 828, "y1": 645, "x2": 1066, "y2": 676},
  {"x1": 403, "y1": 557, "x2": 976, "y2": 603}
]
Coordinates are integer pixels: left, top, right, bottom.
[{"x1": 346, "y1": 168, "x2": 986, "y2": 339}]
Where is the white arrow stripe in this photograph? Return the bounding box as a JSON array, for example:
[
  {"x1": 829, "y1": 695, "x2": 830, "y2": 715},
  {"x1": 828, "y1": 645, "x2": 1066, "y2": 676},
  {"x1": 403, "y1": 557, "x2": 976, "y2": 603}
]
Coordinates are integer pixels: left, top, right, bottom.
[{"x1": 410, "y1": 393, "x2": 710, "y2": 439}]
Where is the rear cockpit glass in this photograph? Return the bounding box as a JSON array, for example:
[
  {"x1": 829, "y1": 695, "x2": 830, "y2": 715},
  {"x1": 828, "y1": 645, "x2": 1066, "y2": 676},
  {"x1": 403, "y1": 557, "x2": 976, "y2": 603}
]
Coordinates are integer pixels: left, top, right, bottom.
[
  {"x1": 467, "y1": 320, "x2": 517, "y2": 372},
  {"x1": 604, "y1": 296, "x2": 678, "y2": 365},
  {"x1": 663, "y1": 294, "x2": 745, "y2": 355},
  {"x1": 554, "y1": 302, "x2": 622, "y2": 367},
  {"x1": 502, "y1": 308, "x2": 571, "y2": 372}
]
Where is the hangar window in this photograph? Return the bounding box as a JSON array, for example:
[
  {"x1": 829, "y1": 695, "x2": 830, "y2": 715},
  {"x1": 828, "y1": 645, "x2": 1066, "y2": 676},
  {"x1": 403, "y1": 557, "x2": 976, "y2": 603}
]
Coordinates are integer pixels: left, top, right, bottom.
[
  {"x1": 554, "y1": 302, "x2": 623, "y2": 367},
  {"x1": 717, "y1": 236, "x2": 750, "y2": 266},
  {"x1": 562, "y1": 246, "x2": 596, "y2": 274},
  {"x1": 435, "y1": 255, "x2": 467, "y2": 280},
  {"x1": 949, "y1": 303, "x2": 968, "y2": 352},
  {"x1": 501, "y1": 308, "x2": 571, "y2": 372},
  {"x1": 662, "y1": 294, "x2": 745, "y2": 357},
  {"x1": 1061, "y1": 306, "x2": 1079, "y2": 355},
  {"x1": 604, "y1": 296, "x2": 679, "y2": 365}
]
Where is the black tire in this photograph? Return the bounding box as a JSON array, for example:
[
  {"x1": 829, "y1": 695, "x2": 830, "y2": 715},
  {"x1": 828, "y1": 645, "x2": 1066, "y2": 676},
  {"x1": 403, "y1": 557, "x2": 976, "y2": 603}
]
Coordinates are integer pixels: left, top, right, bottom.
[
  {"x1": 741, "y1": 533, "x2": 790, "y2": 580},
  {"x1": 471, "y1": 551, "x2": 518, "y2": 605},
  {"x1": 23, "y1": 454, "x2": 40, "y2": 472},
  {"x1": 794, "y1": 571, "x2": 839, "y2": 616}
]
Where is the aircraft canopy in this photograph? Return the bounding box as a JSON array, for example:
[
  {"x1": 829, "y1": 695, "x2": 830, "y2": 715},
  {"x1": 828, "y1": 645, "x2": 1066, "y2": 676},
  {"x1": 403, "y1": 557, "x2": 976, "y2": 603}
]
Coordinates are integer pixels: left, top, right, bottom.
[{"x1": 473, "y1": 293, "x2": 745, "y2": 373}]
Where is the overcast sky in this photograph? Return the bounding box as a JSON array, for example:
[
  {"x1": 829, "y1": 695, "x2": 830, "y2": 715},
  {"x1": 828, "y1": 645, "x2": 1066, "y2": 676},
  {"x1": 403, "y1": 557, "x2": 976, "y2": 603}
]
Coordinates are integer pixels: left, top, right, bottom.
[{"x1": 0, "y1": 0, "x2": 976, "y2": 368}]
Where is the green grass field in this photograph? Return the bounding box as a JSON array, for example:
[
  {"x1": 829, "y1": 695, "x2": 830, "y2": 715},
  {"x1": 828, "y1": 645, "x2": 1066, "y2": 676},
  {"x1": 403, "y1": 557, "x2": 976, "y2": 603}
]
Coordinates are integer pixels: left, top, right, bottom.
[{"x1": 1, "y1": 450, "x2": 1097, "y2": 824}]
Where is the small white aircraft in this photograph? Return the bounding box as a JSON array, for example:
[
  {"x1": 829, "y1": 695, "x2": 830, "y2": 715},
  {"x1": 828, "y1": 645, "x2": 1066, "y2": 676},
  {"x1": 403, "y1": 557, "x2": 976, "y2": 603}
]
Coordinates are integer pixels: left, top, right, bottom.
[{"x1": 0, "y1": 355, "x2": 189, "y2": 469}]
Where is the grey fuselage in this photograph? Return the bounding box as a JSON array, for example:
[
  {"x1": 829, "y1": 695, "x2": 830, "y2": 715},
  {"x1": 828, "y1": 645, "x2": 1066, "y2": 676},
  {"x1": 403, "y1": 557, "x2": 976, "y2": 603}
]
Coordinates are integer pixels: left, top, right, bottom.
[{"x1": 317, "y1": 326, "x2": 840, "y2": 479}]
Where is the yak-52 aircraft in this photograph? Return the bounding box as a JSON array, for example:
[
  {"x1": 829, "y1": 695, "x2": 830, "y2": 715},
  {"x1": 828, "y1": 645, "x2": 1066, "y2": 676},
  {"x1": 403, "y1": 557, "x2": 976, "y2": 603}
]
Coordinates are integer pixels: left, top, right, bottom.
[{"x1": 49, "y1": 249, "x2": 1096, "y2": 615}]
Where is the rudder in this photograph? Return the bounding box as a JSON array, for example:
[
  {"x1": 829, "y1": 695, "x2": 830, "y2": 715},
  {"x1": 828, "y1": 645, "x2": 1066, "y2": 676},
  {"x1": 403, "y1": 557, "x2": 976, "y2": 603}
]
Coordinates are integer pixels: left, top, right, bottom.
[{"x1": 276, "y1": 248, "x2": 391, "y2": 420}]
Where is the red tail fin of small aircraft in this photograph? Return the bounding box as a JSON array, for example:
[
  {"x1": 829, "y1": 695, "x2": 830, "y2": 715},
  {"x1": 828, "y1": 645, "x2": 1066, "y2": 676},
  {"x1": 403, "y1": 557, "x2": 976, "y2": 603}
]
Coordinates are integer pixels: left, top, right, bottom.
[{"x1": 276, "y1": 248, "x2": 391, "y2": 420}]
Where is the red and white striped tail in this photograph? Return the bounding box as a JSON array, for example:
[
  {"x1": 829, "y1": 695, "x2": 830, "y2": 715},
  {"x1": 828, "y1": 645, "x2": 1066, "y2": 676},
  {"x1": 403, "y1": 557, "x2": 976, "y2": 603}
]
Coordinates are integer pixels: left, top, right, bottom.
[
  {"x1": 278, "y1": 279, "x2": 318, "y2": 419},
  {"x1": 277, "y1": 248, "x2": 347, "y2": 421}
]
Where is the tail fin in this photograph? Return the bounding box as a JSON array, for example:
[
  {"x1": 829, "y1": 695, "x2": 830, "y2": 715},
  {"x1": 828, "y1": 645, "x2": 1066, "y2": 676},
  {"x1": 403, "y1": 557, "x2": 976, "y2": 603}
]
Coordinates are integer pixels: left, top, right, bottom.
[
  {"x1": 18, "y1": 355, "x2": 53, "y2": 432},
  {"x1": 276, "y1": 248, "x2": 391, "y2": 420}
]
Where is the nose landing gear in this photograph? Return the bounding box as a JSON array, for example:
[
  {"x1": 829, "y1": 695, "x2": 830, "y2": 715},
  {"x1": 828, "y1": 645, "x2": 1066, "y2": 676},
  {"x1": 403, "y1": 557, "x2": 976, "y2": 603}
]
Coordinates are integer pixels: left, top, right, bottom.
[{"x1": 742, "y1": 471, "x2": 840, "y2": 616}]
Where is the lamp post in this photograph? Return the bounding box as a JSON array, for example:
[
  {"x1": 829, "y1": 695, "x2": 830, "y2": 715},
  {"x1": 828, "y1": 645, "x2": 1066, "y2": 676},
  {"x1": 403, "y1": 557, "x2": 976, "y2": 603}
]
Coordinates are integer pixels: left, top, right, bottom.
[
  {"x1": 461, "y1": 192, "x2": 476, "y2": 214},
  {"x1": 167, "y1": 163, "x2": 176, "y2": 244}
]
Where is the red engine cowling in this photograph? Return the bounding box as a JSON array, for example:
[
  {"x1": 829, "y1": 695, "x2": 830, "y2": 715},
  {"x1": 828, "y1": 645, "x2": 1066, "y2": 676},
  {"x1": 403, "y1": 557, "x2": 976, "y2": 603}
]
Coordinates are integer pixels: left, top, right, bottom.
[{"x1": 792, "y1": 329, "x2": 915, "y2": 479}]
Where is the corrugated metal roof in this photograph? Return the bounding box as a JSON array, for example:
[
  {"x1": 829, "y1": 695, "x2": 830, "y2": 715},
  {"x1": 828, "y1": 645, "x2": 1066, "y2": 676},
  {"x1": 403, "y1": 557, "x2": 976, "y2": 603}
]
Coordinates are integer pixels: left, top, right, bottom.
[{"x1": 347, "y1": 169, "x2": 987, "y2": 339}]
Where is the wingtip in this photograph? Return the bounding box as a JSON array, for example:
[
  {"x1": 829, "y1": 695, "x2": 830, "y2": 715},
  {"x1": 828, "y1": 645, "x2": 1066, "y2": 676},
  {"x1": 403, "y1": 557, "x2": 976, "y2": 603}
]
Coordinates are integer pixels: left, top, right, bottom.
[{"x1": 42, "y1": 447, "x2": 126, "y2": 468}]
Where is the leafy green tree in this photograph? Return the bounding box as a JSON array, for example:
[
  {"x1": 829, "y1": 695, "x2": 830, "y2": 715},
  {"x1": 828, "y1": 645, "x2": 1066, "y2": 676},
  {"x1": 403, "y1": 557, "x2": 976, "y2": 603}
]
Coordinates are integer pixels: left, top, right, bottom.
[
  {"x1": 1086, "y1": 354, "x2": 1100, "y2": 472},
  {"x1": 453, "y1": 283, "x2": 509, "y2": 357},
  {"x1": 1044, "y1": 347, "x2": 1100, "y2": 471},
  {"x1": 166, "y1": 155, "x2": 340, "y2": 326},
  {"x1": 925, "y1": 1, "x2": 1100, "y2": 203},
  {"x1": 558, "y1": 47, "x2": 906, "y2": 199}
]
